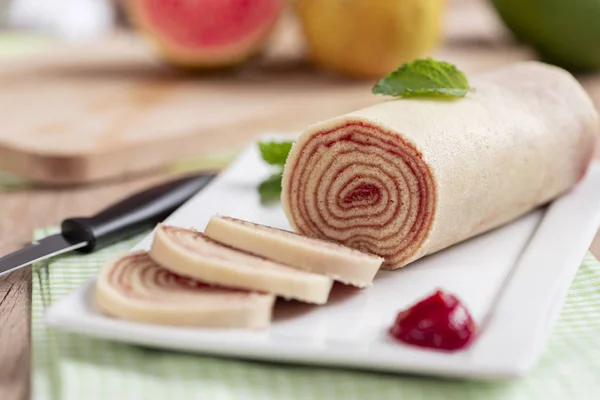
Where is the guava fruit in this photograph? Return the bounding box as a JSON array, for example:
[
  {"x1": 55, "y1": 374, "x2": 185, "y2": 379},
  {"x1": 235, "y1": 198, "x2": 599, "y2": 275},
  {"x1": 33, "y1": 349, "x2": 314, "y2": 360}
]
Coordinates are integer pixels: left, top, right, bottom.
[
  {"x1": 294, "y1": 0, "x2": 444, "y2": 79},
  {"x1": 492, "y1": 0, "x2": 600, "y2": 71},
  {"x1": 128, "y1": 0, "x2": 284, "y2": 68}
]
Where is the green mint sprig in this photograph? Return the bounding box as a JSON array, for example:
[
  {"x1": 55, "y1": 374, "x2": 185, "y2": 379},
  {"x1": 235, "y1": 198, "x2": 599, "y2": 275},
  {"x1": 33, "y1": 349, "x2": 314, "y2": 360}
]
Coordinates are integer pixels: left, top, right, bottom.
[
  {"x1": 372, "y1": 58, "x2": 471, "y2": 99},
  {"x1": 258, "y1": 141, "x2": 294, "y2": 166},
  {"x1": 257, "y1": 140, "x2": 294, "y2": 204}
]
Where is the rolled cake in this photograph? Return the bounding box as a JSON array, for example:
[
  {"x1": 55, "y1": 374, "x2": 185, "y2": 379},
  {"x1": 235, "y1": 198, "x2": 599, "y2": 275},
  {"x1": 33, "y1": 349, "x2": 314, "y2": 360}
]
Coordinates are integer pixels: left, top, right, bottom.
[
  {"x1": 282, "y1": 61, "x2": 598, "y2": 269},
  {"x1": 149, "y1": 225, "x2": 334, "y2": 304},
  {"x1": 95, "y1": 252, "x2": 275, "y2": 328},
  {"x1": 205, "y1": 215, "x2": 384, "y2": 287}
]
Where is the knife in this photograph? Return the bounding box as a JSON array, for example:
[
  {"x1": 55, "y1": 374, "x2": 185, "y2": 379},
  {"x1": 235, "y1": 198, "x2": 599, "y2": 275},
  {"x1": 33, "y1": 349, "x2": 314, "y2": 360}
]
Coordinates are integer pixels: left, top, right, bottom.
[{"x1": 0, "y1": 173, "x2": 216, "y2": 278}]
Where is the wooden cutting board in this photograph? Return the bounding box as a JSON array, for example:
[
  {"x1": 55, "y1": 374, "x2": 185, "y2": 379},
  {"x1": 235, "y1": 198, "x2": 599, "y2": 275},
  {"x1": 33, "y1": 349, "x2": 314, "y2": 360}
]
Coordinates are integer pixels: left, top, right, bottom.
[
  {"x1": 0, "y1": 31, "x2": 374, "y2": 184},
  {"x1": 0, "y1": 18, "x2": 594, "y2": 185}
]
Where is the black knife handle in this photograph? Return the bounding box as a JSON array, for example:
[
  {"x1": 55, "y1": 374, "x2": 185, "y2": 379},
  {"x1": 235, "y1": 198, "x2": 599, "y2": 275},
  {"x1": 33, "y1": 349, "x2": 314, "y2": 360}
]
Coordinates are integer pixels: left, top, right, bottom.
[{"x1": 60, "y1": 173, "x2": 216, "y2": 253}]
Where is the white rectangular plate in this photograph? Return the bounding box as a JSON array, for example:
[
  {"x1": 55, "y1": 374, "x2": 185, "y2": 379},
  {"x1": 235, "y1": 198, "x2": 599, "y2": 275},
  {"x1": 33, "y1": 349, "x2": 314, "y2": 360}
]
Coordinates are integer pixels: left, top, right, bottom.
[{"x1": 46, "y1": 143, "x2": 600, "y2": 380}]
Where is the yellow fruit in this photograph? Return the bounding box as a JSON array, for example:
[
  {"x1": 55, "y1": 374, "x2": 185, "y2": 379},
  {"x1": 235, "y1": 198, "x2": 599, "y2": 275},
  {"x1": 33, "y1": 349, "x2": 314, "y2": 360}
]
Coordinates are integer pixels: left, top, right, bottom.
[{"x1": 295, "y1": 0, "x2": 444, "y2": 79}]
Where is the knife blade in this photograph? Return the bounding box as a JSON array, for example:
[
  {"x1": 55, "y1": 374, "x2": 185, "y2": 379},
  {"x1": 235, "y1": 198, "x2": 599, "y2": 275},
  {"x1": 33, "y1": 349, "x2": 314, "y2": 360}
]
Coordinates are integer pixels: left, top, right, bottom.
[{"x1": 0, "y1": 173, "x2": 216, "y2": 277}]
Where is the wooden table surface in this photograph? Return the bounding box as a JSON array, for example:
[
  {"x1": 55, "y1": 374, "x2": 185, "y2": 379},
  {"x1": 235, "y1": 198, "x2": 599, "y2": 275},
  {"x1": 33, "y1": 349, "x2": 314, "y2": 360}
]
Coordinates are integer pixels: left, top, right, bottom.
[{"x1": 1, "y1": 1, "x2": 600, "y2": 399}]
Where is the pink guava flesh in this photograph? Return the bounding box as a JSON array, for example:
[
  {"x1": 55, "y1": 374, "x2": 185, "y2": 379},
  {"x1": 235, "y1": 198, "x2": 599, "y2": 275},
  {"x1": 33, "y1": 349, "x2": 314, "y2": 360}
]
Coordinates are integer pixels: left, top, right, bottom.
[{"x1": 141, "y1": 0, "x2": 282, "y2": 49}]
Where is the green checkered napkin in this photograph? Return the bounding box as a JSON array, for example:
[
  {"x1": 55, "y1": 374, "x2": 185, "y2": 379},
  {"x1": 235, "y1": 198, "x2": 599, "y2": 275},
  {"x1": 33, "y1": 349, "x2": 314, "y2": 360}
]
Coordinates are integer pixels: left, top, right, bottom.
[{"x1": 30, "y1": 226, "x2": 600, "y2": 400}]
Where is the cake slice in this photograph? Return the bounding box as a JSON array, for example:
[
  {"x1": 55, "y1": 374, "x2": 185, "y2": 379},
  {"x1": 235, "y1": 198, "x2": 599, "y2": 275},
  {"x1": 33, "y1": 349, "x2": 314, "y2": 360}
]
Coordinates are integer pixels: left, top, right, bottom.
[
  {"x1": 95, "y1": 252, "x2": 275, "y2": 329},
  {"x1": 149, "y1": 225, "x2": 333, "y2": 304},
  {"x1": 204, "y1": 216, "x2": 384, "y2": 287}
]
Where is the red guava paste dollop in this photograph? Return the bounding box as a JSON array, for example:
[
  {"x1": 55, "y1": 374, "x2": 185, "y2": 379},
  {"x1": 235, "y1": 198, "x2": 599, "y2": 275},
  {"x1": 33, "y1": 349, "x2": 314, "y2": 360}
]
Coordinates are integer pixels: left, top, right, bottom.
[{"x1": 389, "y1": 289, "x2": 477, "y2": 351}]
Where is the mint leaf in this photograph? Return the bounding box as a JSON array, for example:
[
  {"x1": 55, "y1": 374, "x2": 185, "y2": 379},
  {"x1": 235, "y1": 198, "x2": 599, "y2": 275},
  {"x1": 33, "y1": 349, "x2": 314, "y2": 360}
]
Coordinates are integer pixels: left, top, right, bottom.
[
  {"x1": 258, "y1": 172, "x2": 283, "y2": 204},
  {"x1": 258, "y1": 141, "x2": 294, "y2": 166},
  {"x1": 256, "y1": 141, "x2": 293, "y2": 204},
  {"x1": 372, "y1": 58, "x2": 471, "y2": 98}
]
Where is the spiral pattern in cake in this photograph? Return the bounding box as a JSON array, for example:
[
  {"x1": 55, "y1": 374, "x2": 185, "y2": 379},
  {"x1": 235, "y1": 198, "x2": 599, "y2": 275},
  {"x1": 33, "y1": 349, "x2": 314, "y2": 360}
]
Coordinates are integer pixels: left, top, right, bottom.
[
  {"x1": 104, "y1": 252, "x2": 232, "y2": 301},
  {"x1": 95, "y1": 252, "x2": 275, "y2": 328},
  {"x1": 282, "y1": 121, "x2": 436, "y2": 268}
]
